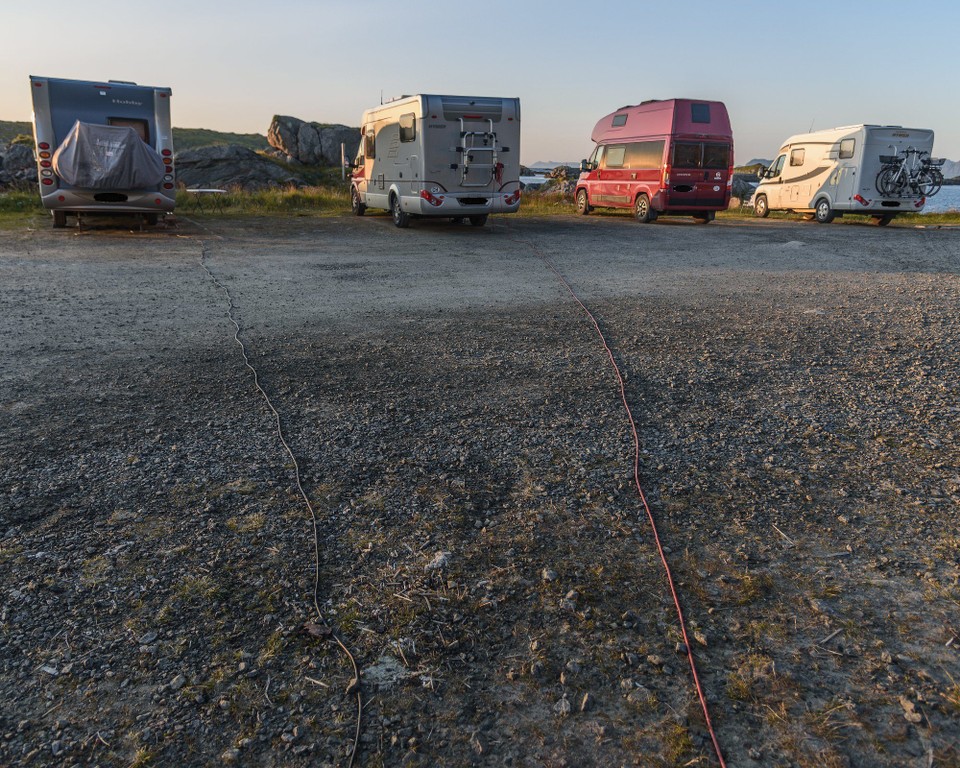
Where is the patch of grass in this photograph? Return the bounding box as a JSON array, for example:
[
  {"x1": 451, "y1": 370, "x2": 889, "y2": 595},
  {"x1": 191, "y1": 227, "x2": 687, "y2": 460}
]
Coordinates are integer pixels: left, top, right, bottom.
[
  {"x1": 226, "y1": 512, "x2": 266, "y2": 533},
  {"x1": 173, "y1": 127, "x2": 268, "y2": 152},
  {"x1": 176, "y1": 574, "x2": 222, "y2": 601},
  {"x1": 81, "y1": 555, "x2": 111, "y2": 586},
  {"x1": 176, "y1": 184, "x2": 348, "y2": 216}
]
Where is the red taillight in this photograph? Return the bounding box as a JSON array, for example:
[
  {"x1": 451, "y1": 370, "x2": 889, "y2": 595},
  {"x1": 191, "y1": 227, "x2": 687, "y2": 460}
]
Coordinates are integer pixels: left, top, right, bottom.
[
  {"x1": 38, "y1": 142, "x2": 50, "y2": 150},
  {"x1": 504, "y1": 189, "x2": 521, "y2": 206},
  {"x1": 726, "y1": 166, "x2": 734, "y2": 187},
  {"x1": 155, "y1": 198, "x2": 162, "y2": 204},
  {"x1": 915, "y1": 197, "x2": 925, "y2": 208},
  {"x1": 161, "y1": 149, "x2": 172, "y2": 157},
  {"x1": 163, "y1": 183, "x2": 174, "y2": 189},
  {"x1": 40, "y1": 160, "x2": 51, "y2": 168},
  {"x1": 34, "y1": 82, "x2": 43, "y2": 88},
  {"x1": 420, "y1": 189, "x2": 444, "y2": 206},
  {"x1": 165, "y1": 166, "x2": 173, "y2": 173},
  {"x1": 58, "y1": 195, "x2": 65, "y2": 201},
  {"x1": 42, "y1": 178, "x2": 53, "y2": 185},
  {"x1": 662, "y1": 165, "x2": 671, "y2": 188},
  {"x1": 853, "y1": 194, "x2": 870, "y2": 206}
]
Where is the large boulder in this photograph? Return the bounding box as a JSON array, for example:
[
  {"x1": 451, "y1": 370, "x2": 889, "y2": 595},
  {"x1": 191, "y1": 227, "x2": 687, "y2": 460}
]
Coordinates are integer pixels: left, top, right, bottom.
[
  {"x1": 0, "y1": 144, "x2": 38, "y2": 188},
  {"x1": 174, "y1": 144, "x2": 304, "y2": 189},
  {"x1": 267, "y1": 116, "x2": 359, "y2": 166}
]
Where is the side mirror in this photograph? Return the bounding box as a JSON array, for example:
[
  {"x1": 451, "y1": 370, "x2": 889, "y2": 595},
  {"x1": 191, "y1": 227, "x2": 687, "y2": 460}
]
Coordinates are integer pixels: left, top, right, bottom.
[
  {"x1": 580, "y1": 160, "x2": 594, "y2": 172},
  {"x1": 757, "y1": 167, "x2": 767, "y2": 179}
]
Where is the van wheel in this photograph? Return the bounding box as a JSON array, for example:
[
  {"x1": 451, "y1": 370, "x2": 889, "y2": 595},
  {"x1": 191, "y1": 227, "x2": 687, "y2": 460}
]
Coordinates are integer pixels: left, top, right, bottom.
[
  {"x1": 351, "y1": 188, "x2": 366, "y2": 216},
  {"x1": 576, "y1": 189, "x2": 591, "y2": 215},
  {"x1": 469, "y1": 215, "x2": 488, "y2": 227},
  {"x1": 53, "y1": 211, "x2": 67, "y2": 228},
  {"x1": 451, "y1": 217, "x2": 465, "y2": 224},
  {"x1": 814, "y1": 198, "x2": 835, "y2": 224},
  {"x1": 693, "y1": 211, "x2": 715, "y2": 224},
  {"x1": 754, "y1": 195, "x2": 769, "y2": 218},
  {"x1": 634, "y1": 194, "x2": 654, "y2": 223},
  {"x1": 390, "y1": 194, "x2": 410, "y2": 228},
  {"x1": 874, "y1": 214, "x2": 894, "y2": 226}
]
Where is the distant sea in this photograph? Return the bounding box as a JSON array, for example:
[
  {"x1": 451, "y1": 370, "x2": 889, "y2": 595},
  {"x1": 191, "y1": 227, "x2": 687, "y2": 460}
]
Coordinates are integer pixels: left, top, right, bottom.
[{"x1": 922, "y1": 185, "x2": 960, "y2": 213}]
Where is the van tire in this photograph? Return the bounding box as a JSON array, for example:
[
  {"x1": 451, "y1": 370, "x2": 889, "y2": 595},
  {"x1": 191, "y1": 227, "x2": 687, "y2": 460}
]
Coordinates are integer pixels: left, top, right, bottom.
[
  {"x1": 754, "y1": 195, "x2": 769, "y2": 218},
  {"x1": 469, "y1": 215, "x2": 488, "y2": 227},
  {"x1": 693, "y1": 211, "x2": 715, "y2": 224},
  {"x1": 576, "y1": 189, "x2": 591, "y2": 215},
  {"x1": 390, "y1": 194, "x2": 410, "y2": 228},
  {"x1": 351, "y1": 187, "x2": 366, "y2": 216},
  {"x1": 634, "y1": 194, "x2": 654, "y2": 223},
  {"x1": 53, "y1": 211, "x2": 67, "y2": 228},
  {"x1": 814, "y1": 198, "x2": 835, "y2": 224}
]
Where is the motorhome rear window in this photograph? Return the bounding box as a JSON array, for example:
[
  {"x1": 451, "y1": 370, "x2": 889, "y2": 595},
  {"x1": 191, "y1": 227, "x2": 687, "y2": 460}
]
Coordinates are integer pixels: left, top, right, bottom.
[
  {"x1": 399, "y1": 113, "x2": 416, "y2": 143},
  {"x1": 625, "y1": 140, "x2": 665, "y2": 169},
  {"x1": 108, "y1": 117, "x2": 149, "y2": 143},
  {"x1": 790, "y1": 148, "x2": 805, "y2": 166},
  {"x1": 702, "y1": 143, "x2": 730, "y2": 169},
  {"x1": 673, "y1": 142, "x2": 702, "y2": 168},
  {"x1": 691, "y1": 103, "x2": 711, "y2": 123},
  {"x1": 839, "y1": 138, "x2": 855, "y2": 159},
  {"x1": 611, "y1": 114, "x2": 628, "y2": 127},
  {"x1": 604, "y1": 145, "x2": 626, "y2": 168}
]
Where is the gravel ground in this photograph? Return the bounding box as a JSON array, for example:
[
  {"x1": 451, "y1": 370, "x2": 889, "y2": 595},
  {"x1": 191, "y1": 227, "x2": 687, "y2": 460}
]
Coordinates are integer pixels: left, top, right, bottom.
[{"x1": 1, "y1": 212, "x2": 959, "y2": 767}]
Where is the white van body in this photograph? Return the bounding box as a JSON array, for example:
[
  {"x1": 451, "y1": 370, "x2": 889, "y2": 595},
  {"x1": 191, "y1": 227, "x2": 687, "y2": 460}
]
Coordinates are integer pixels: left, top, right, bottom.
[
  {"x1": 754, "y1": 125, "x2": 935, "y2": 224},
  {"x1": 350, "y1": 94, "x2": 521, "y2": 227}
]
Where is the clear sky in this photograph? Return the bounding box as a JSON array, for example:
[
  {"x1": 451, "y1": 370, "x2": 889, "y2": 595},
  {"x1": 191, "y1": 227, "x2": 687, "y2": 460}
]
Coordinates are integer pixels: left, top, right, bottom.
[{"x1": 2, "y1": 0, "x2": 959, "y2": 165}]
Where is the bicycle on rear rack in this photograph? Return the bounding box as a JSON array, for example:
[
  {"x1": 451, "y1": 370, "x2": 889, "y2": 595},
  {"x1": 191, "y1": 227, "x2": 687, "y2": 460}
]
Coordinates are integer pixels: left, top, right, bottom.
[{"x1": 875, "y1": 147, "x2": 944, "y2": 198}]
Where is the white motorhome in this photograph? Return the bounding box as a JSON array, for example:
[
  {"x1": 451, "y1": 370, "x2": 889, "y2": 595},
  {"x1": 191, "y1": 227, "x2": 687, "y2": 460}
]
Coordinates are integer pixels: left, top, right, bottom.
[
  {"x1": 30, "y1": 75, "x2": 175, "y2": 228},
  {"x1": 350, "y1": 94, "x2": 521, "y2": 228},
  {"x1": 753, "y1": 125, "x2": 935, "y2": 225}
]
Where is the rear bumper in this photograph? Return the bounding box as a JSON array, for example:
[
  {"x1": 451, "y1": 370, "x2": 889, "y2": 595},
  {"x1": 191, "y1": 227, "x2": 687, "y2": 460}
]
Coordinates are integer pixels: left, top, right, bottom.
[
  {"x1": 40, "y1": 187, "x2": 176, "y2": 213},
  {"x1": 410, "y1": 191, "x2": 520, "y2": 216}
]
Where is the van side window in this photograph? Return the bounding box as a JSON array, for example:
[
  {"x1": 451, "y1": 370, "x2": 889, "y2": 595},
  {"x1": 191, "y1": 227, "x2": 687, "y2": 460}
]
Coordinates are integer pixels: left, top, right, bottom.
[
  {"x1": 364, "y1": 130, "x2": 376, "y2": 157},
  {"x1": 626, "y1": 140, "x2": 665, "y2": 169},
  {"x1": 108, "y1": 117, "x2": 149, "y2": 143},
  {"x1": 604, "y1": 145, "x2": 626, "y2": 168},
  {"x1": 838, "y1": 139, "x2": 855, "y2": 159},
  {"x1": 790, "y1": 148, "x2": 805, "y2": 167},
  {"x1": 691, "y1": 103, "x2": 710, "y2": 123},
  {"x1": 611, "y1": 114, "x2": 628, "y2": 127},
  {"x1": 399, "y1": 113, "x2": 416, "y2": 143}
]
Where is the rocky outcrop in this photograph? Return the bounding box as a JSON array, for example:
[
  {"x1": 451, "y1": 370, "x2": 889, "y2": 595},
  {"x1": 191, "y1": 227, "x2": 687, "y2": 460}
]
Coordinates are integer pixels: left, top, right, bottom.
[
  {"x1": 267, "y1": 116, "x2": 359, "y2": 166},
  {"x1": 174, "y1": 145, "x2": 304, "y2": 189},
  {"x1": 0, "y1": 143, "x2": 38, "y2": 188}
]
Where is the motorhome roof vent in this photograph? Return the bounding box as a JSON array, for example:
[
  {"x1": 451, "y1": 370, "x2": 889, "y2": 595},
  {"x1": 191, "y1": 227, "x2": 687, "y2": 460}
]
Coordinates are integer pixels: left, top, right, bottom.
[{"x1": 108, "y1": 80, "x2": 138, "y2": 85}]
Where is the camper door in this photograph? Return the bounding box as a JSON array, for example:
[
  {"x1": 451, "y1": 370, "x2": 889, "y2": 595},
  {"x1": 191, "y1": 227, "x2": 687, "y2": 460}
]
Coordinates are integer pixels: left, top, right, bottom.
[{"x1": 763, "y1": 154, "x2": 787, "y2": 207}]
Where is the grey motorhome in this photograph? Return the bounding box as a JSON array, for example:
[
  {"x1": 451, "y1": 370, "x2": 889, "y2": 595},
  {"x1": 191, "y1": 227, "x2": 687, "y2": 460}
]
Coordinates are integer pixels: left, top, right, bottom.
[
  {"x1": 753, "y1": 124, "x2": 935, "y2": 224},
  {"x1": 350, "y1": 94, "x2": 522, "y2": 228},
  {"x1": 30, "y1": 75, "x2": 175, "y2": 227}
]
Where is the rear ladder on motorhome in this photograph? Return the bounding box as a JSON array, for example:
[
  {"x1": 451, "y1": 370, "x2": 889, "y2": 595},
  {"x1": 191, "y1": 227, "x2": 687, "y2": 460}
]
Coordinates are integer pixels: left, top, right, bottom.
[{"x1": 457, "y1": 117, "x2": 500, "y2": 187}]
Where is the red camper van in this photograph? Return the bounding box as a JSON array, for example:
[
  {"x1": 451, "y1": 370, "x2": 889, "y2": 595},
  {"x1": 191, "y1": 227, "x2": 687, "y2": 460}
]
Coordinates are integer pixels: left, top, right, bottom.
[{"x1": 575, "y1": 98, "x2": 734, "y2": 223}]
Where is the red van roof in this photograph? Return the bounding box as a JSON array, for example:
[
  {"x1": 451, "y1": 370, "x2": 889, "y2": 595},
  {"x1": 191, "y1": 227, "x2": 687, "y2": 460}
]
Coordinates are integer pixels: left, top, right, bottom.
[{"x1": 590, "y1": 99, "x2": 731, "y2": 144}]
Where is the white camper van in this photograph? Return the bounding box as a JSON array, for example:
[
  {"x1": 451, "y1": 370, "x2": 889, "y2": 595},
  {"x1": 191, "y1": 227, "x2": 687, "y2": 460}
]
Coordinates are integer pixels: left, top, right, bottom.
[
  {"x1": 30, "y1": 75, "x2": 175, "y2": 228},
  {"x1": 350, "y1": 94, "x2": 521, "y2": 228},
  {"x1": 753, "y1": 125, "x2": 935, "y2": 225}
]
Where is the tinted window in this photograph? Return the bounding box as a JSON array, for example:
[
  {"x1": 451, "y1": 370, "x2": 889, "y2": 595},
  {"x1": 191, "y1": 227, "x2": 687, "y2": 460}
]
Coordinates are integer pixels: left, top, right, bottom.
[
  {"x1": 673, "y1": 142, "x2": 701, "y2": 168},
  {"x1": 703, "y1": 143, "x2": 730, "y2": 169},
  {"x1": 604, "y1": 145, "x2": 626, "y2": 168},
  {"x1": 612, "y1": 114, "x2": 628, "y2": 127},
  {"x1": 839, "y1": 138, "x2": 855, "y2": 159},
  {"x1": 790, "y1": 148, "x2": 805, "y2": 166},
  {"x1": 399, "y1": 113, "x2": 416, "y2": 143},
  {"x1": 364, "y1": 130, "x2": 375, "y2": 157},
  {"x1": 626, "y1": 140, "x2": 665, "y2": 169},
  {"x1": 691, "y1": 103, "x2": 711, "y2": 123}
]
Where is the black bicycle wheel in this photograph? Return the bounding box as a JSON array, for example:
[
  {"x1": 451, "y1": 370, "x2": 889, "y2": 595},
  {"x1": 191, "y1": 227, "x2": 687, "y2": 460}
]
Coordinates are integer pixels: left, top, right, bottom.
[{"x1": 919, "y1": 168, "x2": 943, "y2": 197}]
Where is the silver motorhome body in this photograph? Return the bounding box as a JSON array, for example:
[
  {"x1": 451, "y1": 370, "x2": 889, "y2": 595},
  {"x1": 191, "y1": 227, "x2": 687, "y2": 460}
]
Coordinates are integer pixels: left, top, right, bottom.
[
  {"x1": 30, "y1": 75, "x2": 175, "y2": 226},
  {"x1": 754, "y1": 124, "x2": 935, "y2": 223},
  {"x1": 351, "y1": 94, "x2": 521, "y2": 227}
]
